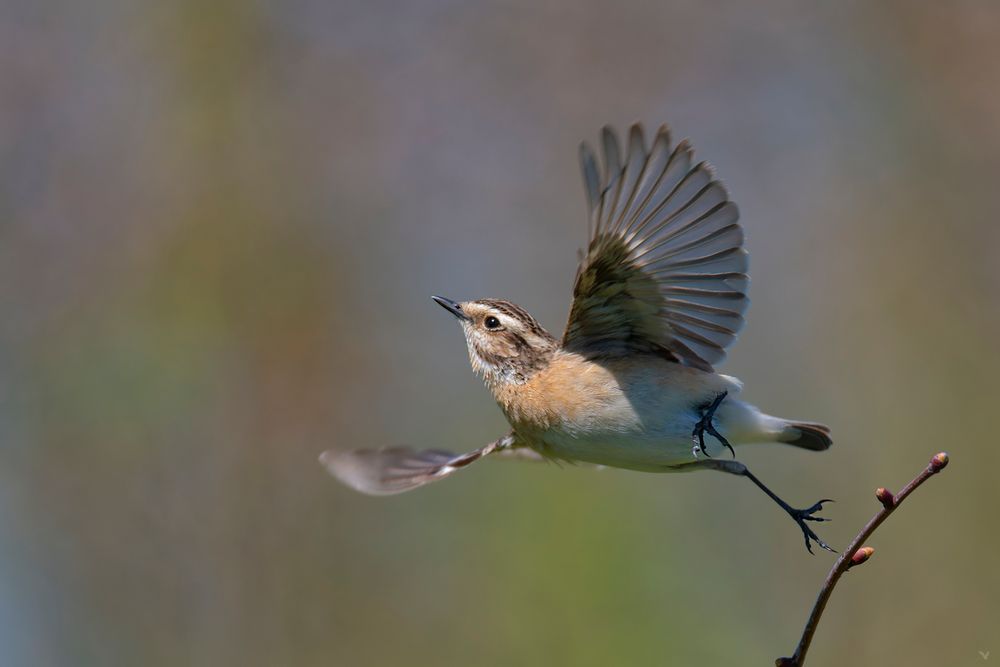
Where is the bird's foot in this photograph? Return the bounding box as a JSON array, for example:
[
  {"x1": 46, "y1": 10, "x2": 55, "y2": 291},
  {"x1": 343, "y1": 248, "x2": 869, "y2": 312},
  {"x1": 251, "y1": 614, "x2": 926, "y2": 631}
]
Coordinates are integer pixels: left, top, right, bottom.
[
  {"x1": 691, "y1": 391, "x2": 734, "y2": 459},
  {"x1": 706, "y1": 462, "x2": 837, "y2": 555},
  {"x1": 785, "y1": 499, "x2": 836, "y2": 554}
]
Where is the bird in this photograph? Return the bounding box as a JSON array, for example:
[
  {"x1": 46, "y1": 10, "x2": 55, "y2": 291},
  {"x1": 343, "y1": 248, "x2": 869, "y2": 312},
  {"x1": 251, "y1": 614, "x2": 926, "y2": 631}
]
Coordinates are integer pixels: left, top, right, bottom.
[{"x1": 321, "y1": 123, "x2": 835, "y2": 553}]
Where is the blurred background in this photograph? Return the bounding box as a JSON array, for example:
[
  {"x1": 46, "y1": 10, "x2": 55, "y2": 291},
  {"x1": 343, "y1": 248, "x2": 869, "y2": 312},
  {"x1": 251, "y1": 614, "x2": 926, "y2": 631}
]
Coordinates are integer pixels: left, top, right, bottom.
[{"x1": 2, "y1": 1, "x2": 998, "y2": 664}]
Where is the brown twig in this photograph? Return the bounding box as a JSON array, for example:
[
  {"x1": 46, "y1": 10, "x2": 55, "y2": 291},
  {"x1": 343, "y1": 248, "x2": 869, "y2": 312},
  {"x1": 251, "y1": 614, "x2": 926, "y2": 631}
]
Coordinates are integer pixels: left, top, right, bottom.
[{"x1": 775, "y1": 452, "x2": 950, "y2": 667}]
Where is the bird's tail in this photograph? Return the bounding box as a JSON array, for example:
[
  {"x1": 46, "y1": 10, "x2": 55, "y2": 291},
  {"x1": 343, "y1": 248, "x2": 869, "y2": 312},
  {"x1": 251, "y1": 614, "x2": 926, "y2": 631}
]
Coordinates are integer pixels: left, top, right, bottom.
[{"x1": 777, "y1": 421, "x2": 833, "y2": 451}]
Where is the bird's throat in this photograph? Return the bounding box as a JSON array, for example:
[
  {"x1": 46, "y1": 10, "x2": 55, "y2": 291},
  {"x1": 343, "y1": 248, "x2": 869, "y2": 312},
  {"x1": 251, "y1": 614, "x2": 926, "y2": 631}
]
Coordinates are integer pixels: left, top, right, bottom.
[{"x1": 468, "y1": 341, "x2": 555, "y2": 392}]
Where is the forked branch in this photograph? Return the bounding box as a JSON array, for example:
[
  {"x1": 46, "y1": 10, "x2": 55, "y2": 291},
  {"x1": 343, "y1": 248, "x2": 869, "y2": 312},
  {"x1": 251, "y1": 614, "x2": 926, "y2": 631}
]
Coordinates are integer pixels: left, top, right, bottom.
[{"x1": 775, "y1": 451, "x2": 951, "y2": 667}]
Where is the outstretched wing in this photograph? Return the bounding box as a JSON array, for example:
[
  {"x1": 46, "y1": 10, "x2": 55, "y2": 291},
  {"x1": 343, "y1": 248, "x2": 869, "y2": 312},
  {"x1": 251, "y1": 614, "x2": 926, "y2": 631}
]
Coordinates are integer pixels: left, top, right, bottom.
[
  {"x1": 562, "y1": 124, "x2": 749, "y2": 371},
  {"x1": 320, "y1": 434, "x2": 516, "y2": 495}
]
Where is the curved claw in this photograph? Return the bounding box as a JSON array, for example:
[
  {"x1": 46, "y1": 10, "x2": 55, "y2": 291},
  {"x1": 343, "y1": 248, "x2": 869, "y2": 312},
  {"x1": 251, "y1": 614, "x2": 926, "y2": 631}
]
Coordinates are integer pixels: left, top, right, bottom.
[
  {"x1": 802, "y1": 499, "x2": 835, "y2": 522},
  {"x1": 709, "y1": 426, "x2": 736, "y2": 458},
  {"x1": 691, "y1": 421, "x2": 712, "y2": 458},
  {"x1": 691, "y1": 391, "x2": 733, "y2": 458},
  {"x1": 790, "y1": 501, "x2": 836, "y2": 554},
  {"x1": 802, "y1": 527, "x2": 836, "y2": 554}
]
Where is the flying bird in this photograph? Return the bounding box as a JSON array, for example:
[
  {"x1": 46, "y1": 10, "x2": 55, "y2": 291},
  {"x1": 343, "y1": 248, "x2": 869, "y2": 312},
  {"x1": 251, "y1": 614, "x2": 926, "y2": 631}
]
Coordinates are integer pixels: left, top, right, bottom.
[{"x1": 322, "y1": 124, "x2": 834, "y2": 553}]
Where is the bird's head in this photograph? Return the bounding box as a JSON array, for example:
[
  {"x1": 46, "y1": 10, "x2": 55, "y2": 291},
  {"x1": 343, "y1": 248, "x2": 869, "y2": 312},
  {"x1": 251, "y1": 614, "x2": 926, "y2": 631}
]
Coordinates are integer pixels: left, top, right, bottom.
[{"x1": 432, "y1": 296, "x2": 557, "y2": 387}]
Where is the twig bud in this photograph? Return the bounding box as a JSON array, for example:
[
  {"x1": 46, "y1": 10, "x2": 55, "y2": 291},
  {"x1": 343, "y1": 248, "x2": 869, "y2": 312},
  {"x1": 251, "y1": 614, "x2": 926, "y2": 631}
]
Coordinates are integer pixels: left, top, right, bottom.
[
  {"x1": 848, "y1": 546, "x2": 875, "y2": 569},
  {"x1": 875, "y1": 487, "x2": 895, "y2": 509},
  {"x1": 775, "y1": 658, "x2": 796, "y2": 666},
  {"x1": 930, "y1": 452, "x2": 949, "y2": 472}
]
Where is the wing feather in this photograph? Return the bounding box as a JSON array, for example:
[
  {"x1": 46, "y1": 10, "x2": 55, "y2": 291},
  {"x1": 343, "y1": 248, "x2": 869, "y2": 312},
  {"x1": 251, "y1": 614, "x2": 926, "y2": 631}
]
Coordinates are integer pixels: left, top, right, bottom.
[
  {"x1": 562, "y1": 124, "x2": 749, "y2": 370},
  {"x1": 580, "y1": 144, "x2": 601, "y2": 234},
  {"x1": 320, "y1": 435, "x2": 515, "y2": 495}
]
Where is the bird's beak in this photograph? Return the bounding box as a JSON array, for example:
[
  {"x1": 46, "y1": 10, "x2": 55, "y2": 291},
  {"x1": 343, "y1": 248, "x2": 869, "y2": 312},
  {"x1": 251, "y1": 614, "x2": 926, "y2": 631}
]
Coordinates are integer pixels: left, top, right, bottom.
[{"x1": 432, "y1": 295, "x2": 469, "y2": 321}]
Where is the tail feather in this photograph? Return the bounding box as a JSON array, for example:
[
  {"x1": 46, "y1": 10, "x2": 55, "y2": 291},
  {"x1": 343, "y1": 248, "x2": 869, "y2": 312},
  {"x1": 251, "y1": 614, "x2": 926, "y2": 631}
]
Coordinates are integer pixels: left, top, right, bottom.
[{"x1": 778, "y1": 421, "x2": 832, "y2": 451}]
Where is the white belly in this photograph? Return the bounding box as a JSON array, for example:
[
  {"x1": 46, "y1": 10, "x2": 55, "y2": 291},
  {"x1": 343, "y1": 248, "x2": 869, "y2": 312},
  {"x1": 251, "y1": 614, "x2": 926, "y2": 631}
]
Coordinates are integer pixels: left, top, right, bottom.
[
  {"x1": 528, "y1": 395, "x2": 775, "y2": 472},
  {"x1": 536, "y1": 423, "x2": 706, "y2": 471}
]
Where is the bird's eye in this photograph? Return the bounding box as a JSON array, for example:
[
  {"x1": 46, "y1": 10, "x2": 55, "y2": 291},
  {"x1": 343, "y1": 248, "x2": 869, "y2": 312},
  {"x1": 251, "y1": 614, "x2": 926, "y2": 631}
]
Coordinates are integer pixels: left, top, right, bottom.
[{"x1": 484, "y1": 316, "x2": 501, "y2": 330}]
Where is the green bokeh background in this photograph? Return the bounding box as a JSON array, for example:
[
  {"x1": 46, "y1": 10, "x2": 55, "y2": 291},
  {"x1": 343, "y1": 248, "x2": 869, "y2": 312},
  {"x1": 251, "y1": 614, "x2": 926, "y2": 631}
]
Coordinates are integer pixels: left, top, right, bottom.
[{"x1": 2, "y1": 2, "x2": 998, "y2": 665}]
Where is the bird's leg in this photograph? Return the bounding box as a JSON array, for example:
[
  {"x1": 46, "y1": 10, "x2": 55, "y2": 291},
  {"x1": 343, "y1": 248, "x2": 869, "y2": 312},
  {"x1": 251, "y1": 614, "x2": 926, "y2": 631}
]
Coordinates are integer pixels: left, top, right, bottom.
[
  {"x1": 691, "y1": 391, "x2": 734, "y2": 458},
  {"x1": 678, "y1": 459, "x2": 835, "y2": 554}
]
